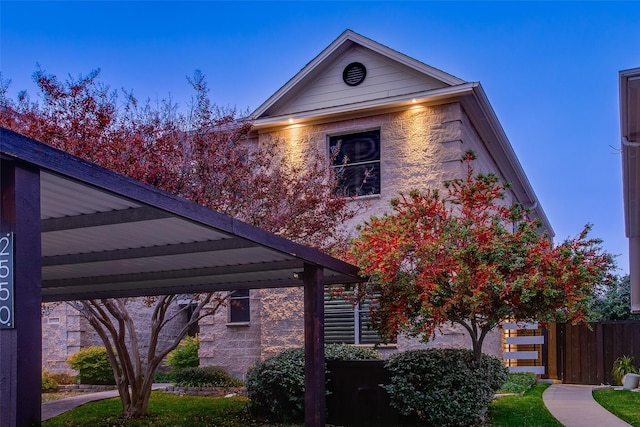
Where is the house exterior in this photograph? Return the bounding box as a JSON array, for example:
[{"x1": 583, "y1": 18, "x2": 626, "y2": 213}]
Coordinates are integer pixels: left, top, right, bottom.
[
  {"x1": 620, "y1": 67, "x2": 640, "y2": 314},
  {"x1": 42, "y1": 30, "x2": 553, "y2": 379},
  {"x1": 196, "y1": 30, "x2": 554, "y2": 378}
]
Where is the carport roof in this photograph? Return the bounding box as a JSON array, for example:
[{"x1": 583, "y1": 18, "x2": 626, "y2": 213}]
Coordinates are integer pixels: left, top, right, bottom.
[{"x1": 0, "y1": 128, "x2": 361, "y2": 302}]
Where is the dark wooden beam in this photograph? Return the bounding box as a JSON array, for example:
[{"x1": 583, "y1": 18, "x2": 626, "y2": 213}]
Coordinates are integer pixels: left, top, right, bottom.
[
  {"x1": 42, "y1": 277, "x2": 304, "y2": 302},
  {"x1": 41, "y1": 206, "x2": 172, "y2": 232},
  {"x1": 0, "y1": 160, "x2": 42, "y2": 426},
  {"x1": 42, "y1": 238, "x2": 259, "y2": 266},
  {"x1": 303, "y1": 263, "x2": 325, "y2": 427},
  {"x1": 43, "y1": 259, "x2": 303, "y2": 288}
]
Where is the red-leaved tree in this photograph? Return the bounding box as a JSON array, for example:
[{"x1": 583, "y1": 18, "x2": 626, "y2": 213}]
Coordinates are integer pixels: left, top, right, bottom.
[
  {"x1": 0, "y1": 68, "x2": 358, "y2": 417},
  {"x1": 348, "y1": 151, "x2": 615, "y2": 362}
]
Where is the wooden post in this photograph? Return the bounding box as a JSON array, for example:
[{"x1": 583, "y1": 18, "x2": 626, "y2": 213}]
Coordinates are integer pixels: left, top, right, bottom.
[
  {"x1": 303, "y1": 263, "x2": 325, "y2": 427},
  {"x1": 0, "y1": 160, "x2": 42, "y2": 426}
]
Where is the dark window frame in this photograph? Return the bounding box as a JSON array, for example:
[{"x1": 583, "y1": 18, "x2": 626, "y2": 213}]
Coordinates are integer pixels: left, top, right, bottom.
[
  {"x1": 228, "y1": 289, "x2": 250, "y2": 324},
  {"x1": 329, "y1": 129, "x2": 381, "y2": 197}
]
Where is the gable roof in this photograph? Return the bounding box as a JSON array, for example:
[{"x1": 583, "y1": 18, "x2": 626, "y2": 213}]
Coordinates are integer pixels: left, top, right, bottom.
[
  {"x1": 251, "y1": 29, "x2": 465, "y2": 125},
  {"x1": 249, "y1": 30, "x2": 554, "y2": 237}
]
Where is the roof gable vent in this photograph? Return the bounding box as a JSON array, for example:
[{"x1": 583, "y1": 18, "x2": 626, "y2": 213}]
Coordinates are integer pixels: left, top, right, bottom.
[{"x1": 343, "y1": 62, "x2": 366, "y2": 86}]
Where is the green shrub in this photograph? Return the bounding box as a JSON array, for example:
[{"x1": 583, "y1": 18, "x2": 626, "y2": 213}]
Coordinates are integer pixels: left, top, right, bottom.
[
  {"x1": 50, "y1": 372, "x2": 76, "y2": 385},
  {"x1": 612, "y1": 355, "x2": 638, "y2": 385},
  {"x1": 42, "y1": 370, "x2": 59, "y2": 392},
  {"x1": 384, "y1": 348, "x2": 509, "y2": 427},
  {"x1": 153, "y1": 370, "x2": 175, "y2": 383},
  {"x1": 325, "y1": 343, "x2": 379, "y2": 360},
  {"x1": 499, "y1": 372, "x2": 537, "y2": 394},
  {"x1": 246, "y1": 344, "x2": 380, "y2": 422},
  {"x1": 166, "y1": 335, "x2": 199, "y2": 372},
  {"x1": 66, "y1": 346, "x2": 115, "y2": 385},
  {"x1": 174, "y1": 366, "x2": 243, "y2": 387}
]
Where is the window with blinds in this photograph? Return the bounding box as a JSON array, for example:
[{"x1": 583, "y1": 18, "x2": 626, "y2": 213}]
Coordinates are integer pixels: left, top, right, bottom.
[{"x1": 324, "y1": 288, "x2": 389, "y2": 345}]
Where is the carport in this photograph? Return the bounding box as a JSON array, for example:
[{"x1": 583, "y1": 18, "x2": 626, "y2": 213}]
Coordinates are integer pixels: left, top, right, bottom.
[{"x1": 0, "y1": 128, "x2": 361, "y2": 426}]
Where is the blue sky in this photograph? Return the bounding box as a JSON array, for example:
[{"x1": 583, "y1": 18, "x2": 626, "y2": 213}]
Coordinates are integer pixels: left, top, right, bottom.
[{"x1": 2, "y1": 1, "x2": 638, "y2": 274}]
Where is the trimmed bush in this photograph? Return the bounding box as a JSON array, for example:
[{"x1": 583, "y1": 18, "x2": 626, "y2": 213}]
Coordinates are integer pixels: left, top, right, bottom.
[
  {"x1": 66, "y1": 346, "x2": 115, "y2": 385},
  {"x1": 153, "y1": 370, "x2": 175, "y2": 383},
  {"x1": 166, "y1": 335, "x2": 199, "y2": 373},
  {"x1": 384, "y1": 348, "x2": 509, "y2": 427},
  {"x1": 246, "y1": 344, "x2": 380, "y2": 422},
  {"x1": 174, "y1": 366, "x2": 243, "y2": 388},
  {"x1": 42, "y1": 370, "x2": 59, "y2": 392}
]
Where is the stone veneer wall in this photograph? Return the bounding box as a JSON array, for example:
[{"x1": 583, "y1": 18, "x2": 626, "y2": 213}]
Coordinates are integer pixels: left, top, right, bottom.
[
  {"x1": 42, "y1": 304, "x2": 85, "y2": 373},
  {"x1": 42, "y1": 298, "x2": 190, "y2": 374},
  {"x1": 198, "y1": 290, "x2": 264, "y2": 380},
  {"x1": 197, "y1": 101, "x2": 514, "y2": 377}
]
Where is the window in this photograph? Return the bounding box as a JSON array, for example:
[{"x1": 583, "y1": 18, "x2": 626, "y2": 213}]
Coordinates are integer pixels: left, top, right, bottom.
[
  {"x1": 329, "y1": 130, "x2": 380, "y2": 196},
  {"x1": 324, "y1": 287, "x2": 390, "y2": 345},
  {"x1": 228, "y1": 289, "x2": 250, "y2": 324}
]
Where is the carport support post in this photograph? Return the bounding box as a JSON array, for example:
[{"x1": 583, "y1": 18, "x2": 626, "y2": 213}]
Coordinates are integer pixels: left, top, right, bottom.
[
  {"x1": 303, "y1": 263, "x2": 325, "y2": 427},
  {"x1": 0, "y1": 160, "x2": 42, "y2": 426}
]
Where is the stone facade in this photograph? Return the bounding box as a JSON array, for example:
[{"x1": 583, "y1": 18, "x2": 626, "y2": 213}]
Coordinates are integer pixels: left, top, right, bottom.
[{"x1": 197, "y1": 102, "x2": 512, "y2": 377}]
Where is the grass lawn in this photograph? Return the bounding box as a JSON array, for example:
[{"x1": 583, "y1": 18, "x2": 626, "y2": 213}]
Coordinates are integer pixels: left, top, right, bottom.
[
  {"x1": 593, "y1": 388, "x2": 640, "y2": 427},
  {"x1": 43, "y1": 391, "x2": 301, "y2": 427},
  {"x1": 487, "y1": 383, "x2": 563, "y2": 427},
  {"x1": 44, "y1": 385, "x2": 565, "y2": 426}
]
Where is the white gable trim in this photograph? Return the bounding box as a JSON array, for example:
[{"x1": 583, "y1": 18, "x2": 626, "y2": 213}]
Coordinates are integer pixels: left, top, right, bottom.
[
  {"x1": 251, "y1": 30, "x2": 465, "y2": 121},
  {"x1": 252, "y1": 82, "x2": 477, "y2": 129}
]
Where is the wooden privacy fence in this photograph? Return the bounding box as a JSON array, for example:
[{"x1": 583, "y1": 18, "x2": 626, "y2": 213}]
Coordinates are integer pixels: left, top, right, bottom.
[{"x1": 559, "y1": 321, "x2": 640, "y2": 385}]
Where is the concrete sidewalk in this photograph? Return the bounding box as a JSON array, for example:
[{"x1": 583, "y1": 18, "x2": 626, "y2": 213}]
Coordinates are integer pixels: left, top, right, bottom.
[
  {"x1": 543, "y1": 384, "x2": 632, "y2": 427},
  {"x1": 42, "y1": 389, "x2": 120, "y2": 421},
  {"x1": 42, "y1": 384, "x2": 171, "y2": 421}
]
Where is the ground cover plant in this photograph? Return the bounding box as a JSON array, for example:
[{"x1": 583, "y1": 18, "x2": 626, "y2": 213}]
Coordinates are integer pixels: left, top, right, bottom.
[
  {"x1": 593, "y1": 388, "x2": 640, "y2": 426},
  {"x1": 498, "y1": 372, "x2": 537, "y2": 394},
  {"x1": 488, "y1": 383, "x2": 562, "y2": 427}
]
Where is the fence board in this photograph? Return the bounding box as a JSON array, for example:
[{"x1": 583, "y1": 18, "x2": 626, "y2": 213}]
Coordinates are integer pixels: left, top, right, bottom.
[{"x1": 560, "y1": 321, "x2": 640, "y2": 384}]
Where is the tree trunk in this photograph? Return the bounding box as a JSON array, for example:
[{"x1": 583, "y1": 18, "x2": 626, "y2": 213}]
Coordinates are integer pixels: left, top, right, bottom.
[
  {"x1": 123, "y1": 396, "x2": 150, "y2": 418},
  {"x1": 67, "y1": 294, "x2": 226, "y2": 419},
  {"x1": 456, "y1": 319, "x2": 490, "y2": 363}
]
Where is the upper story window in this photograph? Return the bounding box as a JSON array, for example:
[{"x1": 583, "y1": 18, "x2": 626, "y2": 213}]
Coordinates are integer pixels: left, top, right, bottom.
[
  {"x1": 228, "y1": 289, "x2": 250, "y2": 324},
  {"x1": 329, "y1": 130, "x2": 380, "y2": 197}
]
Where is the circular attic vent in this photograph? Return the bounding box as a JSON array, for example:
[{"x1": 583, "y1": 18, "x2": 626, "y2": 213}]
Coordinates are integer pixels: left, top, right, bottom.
[{"x1": 343, "y1": 62, "x2": 367, "y2": 86}]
